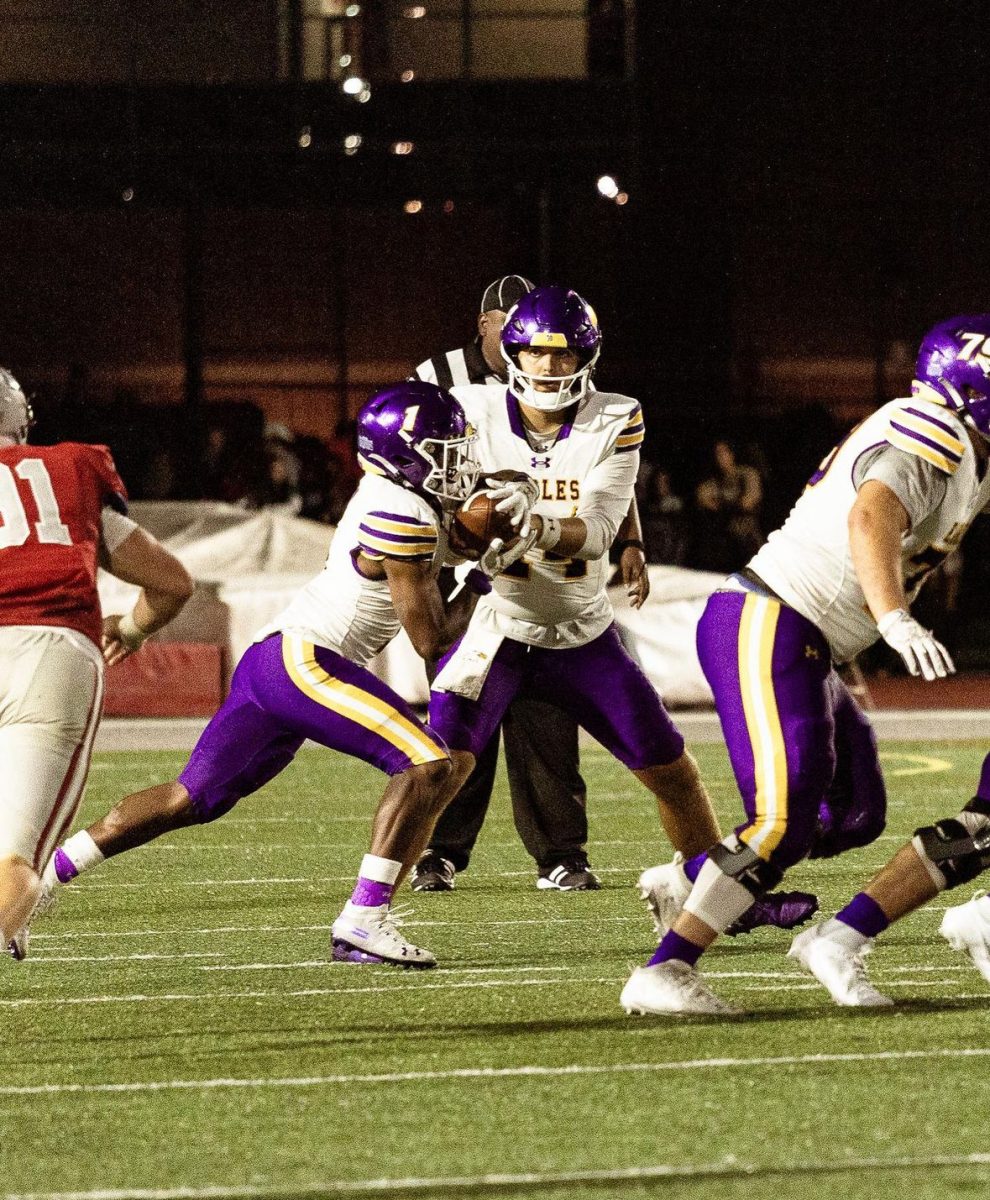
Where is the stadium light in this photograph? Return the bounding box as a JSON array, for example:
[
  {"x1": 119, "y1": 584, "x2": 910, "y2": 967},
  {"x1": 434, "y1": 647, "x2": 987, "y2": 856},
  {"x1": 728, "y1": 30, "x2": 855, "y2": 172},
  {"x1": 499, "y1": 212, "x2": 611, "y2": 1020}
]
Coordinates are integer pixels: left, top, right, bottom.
[
  {"x1": 404, "y1": 200, "x2": 423, "y2": 214},
  {"x1": 341, "y1": 76, "x2": 366, "y2": 95},
  {"x1": 596, "y1": 175, "x2": 620, "y2": 199}
]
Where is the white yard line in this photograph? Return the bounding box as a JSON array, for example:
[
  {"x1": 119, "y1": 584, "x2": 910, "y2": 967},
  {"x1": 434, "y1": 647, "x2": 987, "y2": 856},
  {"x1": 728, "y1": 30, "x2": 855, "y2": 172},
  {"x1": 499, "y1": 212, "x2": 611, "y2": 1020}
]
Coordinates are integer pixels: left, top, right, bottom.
[
  {"x1": 24, "y1": 952, "x2": 222, "y2": 965},
  {"x1": 7, "y1": 1154, "x2": 990, "y2": 1200},
  {"x1": 3, "y1": 966, "x2": 986, "y2": 1007},
  {"x1": 7, "y1": 1154, "x2": 990, "y2": 1199},
  {"x1": 31, "y1": 904, "x2": 965, "y2": 945},
  {"x1": 0, "y1": 977, "x2": 625, "y2": 1008},
  {"x1": 4, "y1": 1048, "x2": 990, "y2": 1099}
]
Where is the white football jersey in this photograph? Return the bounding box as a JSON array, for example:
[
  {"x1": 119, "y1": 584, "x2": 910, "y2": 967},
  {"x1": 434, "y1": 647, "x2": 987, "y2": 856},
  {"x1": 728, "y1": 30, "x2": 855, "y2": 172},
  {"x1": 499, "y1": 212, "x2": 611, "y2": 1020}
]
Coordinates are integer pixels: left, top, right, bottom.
[
  {"x1": 257, "y1": 475, "x2": 449, "y2": 666},
  {"x1": 452, "y1": 384, "x2": 643, "y2": 647},
  {"x1": 749, "y1": 396, "x2": 990, "y2": 662}
]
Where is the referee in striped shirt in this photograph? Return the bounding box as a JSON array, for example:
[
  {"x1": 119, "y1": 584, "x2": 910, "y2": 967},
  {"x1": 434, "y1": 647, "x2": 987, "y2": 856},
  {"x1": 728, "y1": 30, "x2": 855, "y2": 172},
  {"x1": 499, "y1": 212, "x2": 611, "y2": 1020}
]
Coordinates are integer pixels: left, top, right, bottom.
[{"x1": 410, "y1": 276, "x2": 650, "y2": 892}]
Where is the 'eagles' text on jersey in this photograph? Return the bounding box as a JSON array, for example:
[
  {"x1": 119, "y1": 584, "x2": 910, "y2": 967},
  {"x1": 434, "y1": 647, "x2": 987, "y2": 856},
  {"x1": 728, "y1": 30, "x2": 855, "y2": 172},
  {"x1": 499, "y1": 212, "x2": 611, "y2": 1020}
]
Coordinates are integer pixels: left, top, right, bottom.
[
  {"x1": 452, "y1": 385, "x2": 642, "y2": 647},
  {"x1": 749, "y1": 397, "x2": 990, "y2": 662},
  {"x1": 258, "y1": 474, "x2": 450, "y2": 665}
]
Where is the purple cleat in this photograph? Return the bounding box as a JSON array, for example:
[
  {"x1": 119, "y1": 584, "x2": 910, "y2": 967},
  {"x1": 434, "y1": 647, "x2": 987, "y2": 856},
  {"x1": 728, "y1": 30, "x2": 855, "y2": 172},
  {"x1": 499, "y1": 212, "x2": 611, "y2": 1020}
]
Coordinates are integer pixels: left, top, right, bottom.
[{"x1": 725, "y1": 890, "x2": 819, "y2": 938}]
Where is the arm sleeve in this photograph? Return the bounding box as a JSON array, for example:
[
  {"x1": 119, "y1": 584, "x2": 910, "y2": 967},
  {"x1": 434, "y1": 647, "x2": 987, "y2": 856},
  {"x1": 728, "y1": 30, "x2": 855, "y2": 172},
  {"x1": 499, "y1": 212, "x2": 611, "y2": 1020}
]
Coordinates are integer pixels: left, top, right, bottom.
[
  {"x1": 570, "y1": 448, "x2": 640, "y2": 559},
  {"x1": 100, "y1": 506, "x2": 139, "y2": 554},
  {"x1": 853, "y1": 444, "x2": 948, "y2": 529}
]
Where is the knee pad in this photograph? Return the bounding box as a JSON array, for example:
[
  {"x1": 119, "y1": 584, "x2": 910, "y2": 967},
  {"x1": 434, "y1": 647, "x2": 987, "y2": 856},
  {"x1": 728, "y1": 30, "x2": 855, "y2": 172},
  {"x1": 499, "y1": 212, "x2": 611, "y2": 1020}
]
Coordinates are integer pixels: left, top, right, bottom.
[
  {"x1": 708, "y1": 835, "x2": 784, "y2": 898},
  {"x1": 912, "y1": 814, "x2": 990, "y2": 891}
]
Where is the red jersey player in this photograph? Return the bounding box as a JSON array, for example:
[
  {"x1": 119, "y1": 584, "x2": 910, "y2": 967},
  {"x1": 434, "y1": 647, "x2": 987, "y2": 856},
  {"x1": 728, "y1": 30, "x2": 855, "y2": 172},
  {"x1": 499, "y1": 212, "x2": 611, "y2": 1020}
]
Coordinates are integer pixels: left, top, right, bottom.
[{"x1": 0, "y1": 368, "x2": 194, "y2": 960}]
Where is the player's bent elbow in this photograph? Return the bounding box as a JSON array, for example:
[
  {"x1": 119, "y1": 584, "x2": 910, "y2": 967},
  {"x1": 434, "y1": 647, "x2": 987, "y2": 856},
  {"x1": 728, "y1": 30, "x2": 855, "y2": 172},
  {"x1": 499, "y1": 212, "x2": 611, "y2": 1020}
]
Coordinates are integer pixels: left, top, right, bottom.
[{"x1": 169, "y1": 565, "x2": 195, "y2": 603}]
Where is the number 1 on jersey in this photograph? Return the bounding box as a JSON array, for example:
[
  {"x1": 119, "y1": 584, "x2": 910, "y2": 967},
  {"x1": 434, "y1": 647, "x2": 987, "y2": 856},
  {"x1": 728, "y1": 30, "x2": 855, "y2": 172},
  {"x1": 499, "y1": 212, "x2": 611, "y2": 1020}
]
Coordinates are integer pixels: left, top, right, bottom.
[{"x1": 0, "y1": 460, "x2": 72, "y2": 549}]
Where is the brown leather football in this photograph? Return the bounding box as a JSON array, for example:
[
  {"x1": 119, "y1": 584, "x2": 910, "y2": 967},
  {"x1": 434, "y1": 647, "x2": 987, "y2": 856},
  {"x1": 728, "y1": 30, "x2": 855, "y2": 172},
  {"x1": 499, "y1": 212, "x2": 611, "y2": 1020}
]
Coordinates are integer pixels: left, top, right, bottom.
[{"x1": 450, "y1": 491, "x2": 517, "y2": 557}]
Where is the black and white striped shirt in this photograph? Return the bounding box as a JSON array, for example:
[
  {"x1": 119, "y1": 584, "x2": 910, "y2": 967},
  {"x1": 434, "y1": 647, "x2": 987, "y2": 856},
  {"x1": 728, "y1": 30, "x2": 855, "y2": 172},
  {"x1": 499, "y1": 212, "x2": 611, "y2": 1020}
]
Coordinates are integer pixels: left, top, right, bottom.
[{"x1": 412, "y1": 340, "x2": 504, "y2": 389}]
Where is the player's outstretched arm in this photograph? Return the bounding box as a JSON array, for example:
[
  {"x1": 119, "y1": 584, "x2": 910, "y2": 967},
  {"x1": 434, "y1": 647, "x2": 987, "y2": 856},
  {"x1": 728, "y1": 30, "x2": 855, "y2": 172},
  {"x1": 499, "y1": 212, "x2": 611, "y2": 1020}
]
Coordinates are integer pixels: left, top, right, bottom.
[{"x1": 102, "y1": 528, "x2": 194, "y2": 665}]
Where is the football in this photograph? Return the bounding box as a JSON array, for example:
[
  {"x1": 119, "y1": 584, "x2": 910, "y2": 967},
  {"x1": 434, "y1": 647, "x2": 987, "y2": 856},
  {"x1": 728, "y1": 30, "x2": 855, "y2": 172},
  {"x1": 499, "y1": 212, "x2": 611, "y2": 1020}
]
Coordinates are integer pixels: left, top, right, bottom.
[{"x1": 450, "y1": 490, "x2": 518, "y2": 558}]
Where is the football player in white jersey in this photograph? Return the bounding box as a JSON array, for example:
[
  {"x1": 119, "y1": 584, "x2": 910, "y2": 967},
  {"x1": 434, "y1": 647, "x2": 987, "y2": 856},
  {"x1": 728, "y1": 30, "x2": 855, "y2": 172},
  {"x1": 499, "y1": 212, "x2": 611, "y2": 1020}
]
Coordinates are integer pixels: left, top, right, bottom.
[
  {"x1": 33, "y1": 382, "x2": 530, "y2": 969},
  {"x1": 622, "y1": 313, "x2": 990, "y2": 1015},
  {"x1": 429, "y1": 286, "x2": 725, "y2": 869}
]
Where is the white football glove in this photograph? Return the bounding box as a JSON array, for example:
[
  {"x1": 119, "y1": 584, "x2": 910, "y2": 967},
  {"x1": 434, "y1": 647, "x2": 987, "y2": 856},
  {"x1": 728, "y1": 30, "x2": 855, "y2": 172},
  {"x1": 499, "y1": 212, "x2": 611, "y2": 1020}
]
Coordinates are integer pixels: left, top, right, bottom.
[
  {"x1": 877, "y1": 608, "x2": 955, "y2": 682},
  {"x1": 477, "y1": 527, "x2": 539, "y2": 579},
  {"x1": 484, "y1": 475, "x2": 540, "y2": 532}
]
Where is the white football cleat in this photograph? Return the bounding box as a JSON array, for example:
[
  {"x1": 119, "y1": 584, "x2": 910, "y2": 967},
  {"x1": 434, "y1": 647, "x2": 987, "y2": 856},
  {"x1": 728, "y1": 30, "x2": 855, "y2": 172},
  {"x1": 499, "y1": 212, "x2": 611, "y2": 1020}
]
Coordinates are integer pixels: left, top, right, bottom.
[
  {"x1": 939, "y1": 891, "x2": 990, "y2": 984},
  {"x1": 620, "y1": 961, "x2": 741, "y2": 1016},
  {"x1": 788, "y1": 924, "x2": 893, "y2": 1007},
  {"x1": 637, "y1": 854, "x2": 693, "y2": 935},
  {"x1": 331, "y1": 904, "x2": 436, "y2": 969}
]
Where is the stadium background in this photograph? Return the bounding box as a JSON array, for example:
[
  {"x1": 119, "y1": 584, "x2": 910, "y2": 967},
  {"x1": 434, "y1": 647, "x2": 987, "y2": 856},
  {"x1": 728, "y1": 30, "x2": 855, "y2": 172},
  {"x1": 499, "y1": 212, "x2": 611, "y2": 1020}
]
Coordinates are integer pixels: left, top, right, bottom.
[{"x1": 4, "y1": 1, "x2": 990, "y2": 701}]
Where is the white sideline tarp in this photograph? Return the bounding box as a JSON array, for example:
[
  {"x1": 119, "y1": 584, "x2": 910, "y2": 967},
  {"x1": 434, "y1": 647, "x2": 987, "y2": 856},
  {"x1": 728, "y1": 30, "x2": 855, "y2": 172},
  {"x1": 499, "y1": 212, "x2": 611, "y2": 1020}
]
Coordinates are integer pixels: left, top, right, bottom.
[{"x1": 100, "y1": 503, "x2": 720, "y2": 707}]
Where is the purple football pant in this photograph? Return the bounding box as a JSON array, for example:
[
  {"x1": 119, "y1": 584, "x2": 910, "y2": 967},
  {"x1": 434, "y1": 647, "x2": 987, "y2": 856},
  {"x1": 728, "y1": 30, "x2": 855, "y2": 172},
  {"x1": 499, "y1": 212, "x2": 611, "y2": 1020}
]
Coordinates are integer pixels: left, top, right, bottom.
[
  {"x1": 697, "y1": 590, "x2": 885, "y2": 872},
  {"x1": 429, "y1": 624, "x2": 684, "y2": 771},
  {"x1": 179, "y1": 633, "x2": 448, "y2": 821}
]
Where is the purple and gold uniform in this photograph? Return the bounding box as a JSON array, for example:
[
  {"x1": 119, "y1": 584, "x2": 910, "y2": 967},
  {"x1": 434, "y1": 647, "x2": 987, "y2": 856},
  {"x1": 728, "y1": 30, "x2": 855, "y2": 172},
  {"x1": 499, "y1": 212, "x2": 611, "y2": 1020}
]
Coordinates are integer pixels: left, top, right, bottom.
[
  {"x1": 178, "y1": 475, "x2": 449, "y2": 821},
  {"x1": 429, "y1": 385, "x2": 684, "y2": 771},
  {"x1": 698, "y1": 395, "x2": 990, "y2": 872}
]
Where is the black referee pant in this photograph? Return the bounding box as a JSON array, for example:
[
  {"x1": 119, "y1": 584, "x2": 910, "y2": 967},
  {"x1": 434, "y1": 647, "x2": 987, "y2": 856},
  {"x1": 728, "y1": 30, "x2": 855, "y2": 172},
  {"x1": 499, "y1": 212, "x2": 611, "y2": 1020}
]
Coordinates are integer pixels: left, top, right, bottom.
[{"x1": 427, "y1": 695, "x2": 588, "y2": 872}]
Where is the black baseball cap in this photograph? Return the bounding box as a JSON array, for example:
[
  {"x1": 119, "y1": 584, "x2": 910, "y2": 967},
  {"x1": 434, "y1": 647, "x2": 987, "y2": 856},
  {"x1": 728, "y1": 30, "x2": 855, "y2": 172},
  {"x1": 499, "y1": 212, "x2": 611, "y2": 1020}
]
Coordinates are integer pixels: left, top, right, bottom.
[{"x1": 480, "y1": 275, "x2": 535, "y2": 314}]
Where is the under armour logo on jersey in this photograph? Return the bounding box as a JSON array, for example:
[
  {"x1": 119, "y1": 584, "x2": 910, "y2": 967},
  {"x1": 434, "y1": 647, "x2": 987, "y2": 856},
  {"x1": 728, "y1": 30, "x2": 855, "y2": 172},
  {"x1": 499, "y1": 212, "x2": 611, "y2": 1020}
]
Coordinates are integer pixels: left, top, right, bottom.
[{"x1": 531, "y1": 455, "x2": 551, "y2": 469}]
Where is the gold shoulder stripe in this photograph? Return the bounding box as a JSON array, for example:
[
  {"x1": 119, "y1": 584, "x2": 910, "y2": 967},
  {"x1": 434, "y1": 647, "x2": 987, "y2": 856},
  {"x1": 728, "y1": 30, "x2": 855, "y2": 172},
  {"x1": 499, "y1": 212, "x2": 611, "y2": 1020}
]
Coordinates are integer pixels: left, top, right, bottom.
[
  {"x1": 893, "y1": 410, "x2": 965, "y2": 457},
  {"x1": 359, "y1": 531, "x2": 437, "y2": 556},
  {"x1": 887, "y1": 430, "x2": 959, "y2": 476},
  {"x1": 363, "y1": 515, "x2": 436, "y2": 536}
]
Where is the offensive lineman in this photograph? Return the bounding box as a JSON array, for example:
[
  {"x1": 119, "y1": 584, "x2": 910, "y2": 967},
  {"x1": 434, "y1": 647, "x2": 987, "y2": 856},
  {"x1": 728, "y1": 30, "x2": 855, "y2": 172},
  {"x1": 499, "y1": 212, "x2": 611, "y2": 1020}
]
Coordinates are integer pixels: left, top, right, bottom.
[
  {"x1": 0, "y1": 369, "x2": 193, "y2": 960},
  {"x1": 786, "y1": 318, "x2": 990, "y2": 1005},
  {"x1": 35, "y1": 382, "x2": 530, "y2": 968},
  {"x1": 622, "y1": 313, "x2": 990, "y2": 1015}
]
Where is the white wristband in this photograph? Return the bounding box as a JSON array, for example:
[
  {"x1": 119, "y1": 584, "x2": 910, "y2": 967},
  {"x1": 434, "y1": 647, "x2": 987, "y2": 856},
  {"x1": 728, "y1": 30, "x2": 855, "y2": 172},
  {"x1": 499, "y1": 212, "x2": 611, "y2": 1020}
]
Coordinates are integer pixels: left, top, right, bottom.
[
  {"x1": 876, "y1": 608, "x2": 909, "y2": 638},
  {"x1": 117, "y1": 611, "x2": 149, "y2": 651},
  {"x1": 534, "y1": 516, "x2": 562, "y2": 551}
]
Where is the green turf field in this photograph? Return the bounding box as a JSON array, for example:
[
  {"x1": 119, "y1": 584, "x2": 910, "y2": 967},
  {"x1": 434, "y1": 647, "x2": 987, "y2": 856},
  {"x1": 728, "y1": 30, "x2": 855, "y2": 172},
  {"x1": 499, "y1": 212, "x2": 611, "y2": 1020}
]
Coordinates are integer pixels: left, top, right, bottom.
[{"x1": 3, "y1": 740, "x2": 989, "y2": 1200}]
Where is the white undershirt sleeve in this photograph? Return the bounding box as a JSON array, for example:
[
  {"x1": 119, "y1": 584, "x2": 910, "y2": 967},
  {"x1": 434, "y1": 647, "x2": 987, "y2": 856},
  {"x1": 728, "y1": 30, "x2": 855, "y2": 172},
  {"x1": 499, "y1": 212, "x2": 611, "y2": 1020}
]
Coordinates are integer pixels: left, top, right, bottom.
[
  {"x1": 570, "y1": 448, "x2": 639, "y2": 559},
  {"x1": 100, "y1": 506, "x2": 139, "y2": 554}
]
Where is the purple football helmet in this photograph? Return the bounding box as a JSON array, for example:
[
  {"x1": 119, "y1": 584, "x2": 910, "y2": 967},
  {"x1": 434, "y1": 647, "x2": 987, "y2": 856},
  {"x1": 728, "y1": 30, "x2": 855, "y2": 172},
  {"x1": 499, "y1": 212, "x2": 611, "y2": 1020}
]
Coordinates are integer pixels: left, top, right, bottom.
[
  {"x1": 0, "y1": 368, "x2": 32, "y2": 444},
  {"x1": 913, "y1": 314, "x2": 990, "y2": 439},
  {"x1": 356, "y1": 381, "x2": 480, "y2": 503},
  {"x1": 500, "y1": 285, "x2": 602, "y2": 411}
]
